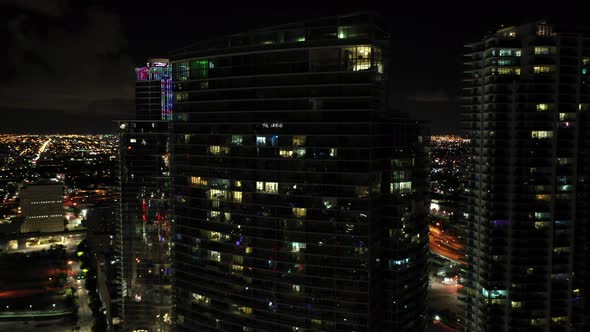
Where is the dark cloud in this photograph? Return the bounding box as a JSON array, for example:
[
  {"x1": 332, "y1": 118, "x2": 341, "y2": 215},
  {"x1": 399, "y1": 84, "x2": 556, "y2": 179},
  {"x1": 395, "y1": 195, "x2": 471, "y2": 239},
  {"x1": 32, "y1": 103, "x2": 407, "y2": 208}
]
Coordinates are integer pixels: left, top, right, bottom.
[{"x1": 0, "y1": 0, "x2": 134, "y2": 132}]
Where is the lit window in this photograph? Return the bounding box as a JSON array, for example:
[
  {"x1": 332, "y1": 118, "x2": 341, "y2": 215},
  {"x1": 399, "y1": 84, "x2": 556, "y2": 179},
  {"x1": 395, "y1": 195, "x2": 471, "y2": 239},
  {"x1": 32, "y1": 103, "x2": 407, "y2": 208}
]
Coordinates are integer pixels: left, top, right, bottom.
[
  {"x1": 291, "y1": 242, "x2": 306, "y2": 252},
  {"x1": 511, "y1": 301, "x2": 522, "y2": 308},
  {"x1": 279, "y1": 149, "x2": 293, "y2": 158},
  {"x1": 292, "y1": 208, "x2": 306, "y2": 218},
  {"x1": 343, "y1": 46, "x2": 372, "y2": 71},
  {"x1": 499, "y1": 49, "x2": 521, "y2": 57},
  {"x1": 292, "y1": 136, "x2": 306, "y2": 146},
  {"x1": 232, "y1": 265, "x2": 243, "y2": 273},
  {"x1": 245, "y1": 247, "x2": 253, "y2": 254},
  {"x1": 294, "y1": 148, "x2": 306, "y2": 157},
  {"x1": 192, "y1": 293, "x2": 210, "y2": 304},
  {"x1": 553, "y1": 247, "x2": 570, "y2": 254},
  {"x1": 534, "y1": 212, "x2": 550, "y2": 220},
  {"x1": 551, "y1": 317, "x2": 568, "y2": 324},
  {"x1": 494, "y1": 67, "x2": 520, "y2": 75},
  {"x1": 534, "y1": 47, "x2": 551, "y2": 55},
  {"x1": 256, "y1": 136, "x2": 266, "y2": 146},
  {"x1": 210, "y1": 145, "x2": 230, "y2": 155},
  {"x1": 392, "y1": 181, "x2": 412, "y2": 193},
  {"x1": 535, "y1": 194, "x2": 551, "y2": 201},
  {"x1": 531, "y1": 131, "x2": 553, "y2": 139},
  {"x1": 232, "y1": 191, "x2": 242, "y2": 203},
  {"x1": 209, "y1": 232, "x2": 221, "y2": 241},
  {"x1": 536, "y1": 24, "x2": 553, "y2": 36},
  {"x1": 534, "y1": 221, "x2": 549, "y2": 229},
  {"x1": 208, "y1": 189, "x2": 226, "y2": 200},
  {"x1": 256, "y1": 181, "x2": 278, "y2": 194},
  {"x1": 233, "y1": 305, "x2": 253, "y2": 315},
  {"x1": 329, "y1": 148, "x2": 337, "y2": 157},
  {"x1": 190, "y1": 176, "x2": 208, "y2": 186},
  {"x1": 231, "y1": 135, "x2": 243, "y2": 145},
  {"x1": 209, "y1": 250, "x2": 221, "y2": 262},
  {"x1": 533, "y1": 66, "x2": 553, "y2": 74},
  {"x1": 355, "y1": 186, "x2": 369, "y2": 198},
  {"x1": 208, "y1": 210, "x2": 220, "y2": 221},
  {"x1": 536, "y1": 103, "x2": 549, "y2": 111},
  {"x1": 583, "y1": 58, "x2": 590, "y2": 65},
  {"x1": 292, "y1": 284, "x2": 300, "y2": 292},
  {"x1": 481, "y1": 288, "x2": 508, "y2": 299}
]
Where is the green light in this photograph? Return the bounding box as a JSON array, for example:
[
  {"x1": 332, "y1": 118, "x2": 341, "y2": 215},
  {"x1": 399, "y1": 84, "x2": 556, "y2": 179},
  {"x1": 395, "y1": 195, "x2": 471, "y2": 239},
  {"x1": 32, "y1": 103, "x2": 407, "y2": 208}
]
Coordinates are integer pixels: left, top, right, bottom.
[
  {"x1": 583, "y1": 68, "x2": 588, "y2": 75},
  {"x1": 77, "y1": 251, "x2": 83, "y2": 257}
]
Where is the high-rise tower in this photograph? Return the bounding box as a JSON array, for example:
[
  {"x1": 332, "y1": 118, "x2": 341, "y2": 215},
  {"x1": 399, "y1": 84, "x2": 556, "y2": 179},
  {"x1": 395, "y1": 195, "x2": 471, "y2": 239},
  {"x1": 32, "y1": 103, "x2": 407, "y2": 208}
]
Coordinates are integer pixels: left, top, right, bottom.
[
  {"x1": 115, "y1": 59, "x2": 173, "y2": 331},
  {"x1": 169, "y1": 13, "x2": 429, "y2": 332},
  {"x1": 461, "y1": 21, "x2": 589, "y2": 331}
]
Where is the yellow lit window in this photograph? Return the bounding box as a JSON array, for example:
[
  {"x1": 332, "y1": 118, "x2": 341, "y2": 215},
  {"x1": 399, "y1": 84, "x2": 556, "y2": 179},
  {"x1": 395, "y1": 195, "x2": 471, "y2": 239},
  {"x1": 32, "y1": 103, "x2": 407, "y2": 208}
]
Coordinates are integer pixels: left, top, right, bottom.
[
  {"x1": 233, "y1": 305, "x2": 253, "y2": 315},
  {"x1": 551, "y1": 317, "x2": 568, "y2": 323},
  {"x1": 208, "y1": 189, "x2": 226, "y2": 200},
  {"x1": 279, "y1": 149, "x2": 293, "y2": 158},
  {"x1": 292, "y1": 284, "x2": 300, "y2": 292},
  {"x1": 209, "y1": 210, "x2": 220, "y2": 220},
  {"x1": 245, "y1": 247, "x2": 253, "y2": 254},
  {"x1": 534, "y1": 221, "x2": 549, "y2": 229},
  {"x1": 531, "y1": 131, "x2": 553, "y2": 139},
  {"x1": 210, "y1": 145, "x2": 230, "y2": 155},
  {"x1": 511, "y1": 301, "x2": 522, "y2": 308},
  {"x1": 535, "y1": 194, "x2": 551, "y2": 201},
  {"x1": 531, "y1": 318, "x2": 545, "y2": 326},
  {"x1": 292, "y1": 208, "x2": 306, "y2": 218},
  {"x1": 533, "y1": 66, "x2": 553, "y2": 74},
  {"x1": 192, "y1": 293, "x2": 210, "y2": 304},
  {"x1": 292, "y1": 136, "x2": 306, "y2": 146},
  {"x1": 536, "y1": 103, "x2": 549, "y2": 111},
  {"x1": 343, "y1": 46, "x2": 372, "y2": 71},
  {"x1": 496, "y1": 67, "x2": 520, "y2": 75},
  {"x1": 232, "y1": 191, "x2": 242, "y2": 203},
  {"x1": 209, "y1": 232, "x2": 221, "y2": 241},
  {"x1": 190, "y1": 176, "x2": 208, "y2": 186},
  {"x1": 231, "y1": 264, "x2": 243, "y2": 272},
  {"x1": 235, "y1": 180, "x2": 242, "y2": 188}
]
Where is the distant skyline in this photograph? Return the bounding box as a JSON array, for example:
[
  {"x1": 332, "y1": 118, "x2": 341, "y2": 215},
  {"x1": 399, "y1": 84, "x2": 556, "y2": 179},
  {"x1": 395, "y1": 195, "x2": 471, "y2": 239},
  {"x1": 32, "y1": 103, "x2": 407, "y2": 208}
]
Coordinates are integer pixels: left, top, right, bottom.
[{"x1": 1, "y1": 0, "x2": 588, "y2": 133}]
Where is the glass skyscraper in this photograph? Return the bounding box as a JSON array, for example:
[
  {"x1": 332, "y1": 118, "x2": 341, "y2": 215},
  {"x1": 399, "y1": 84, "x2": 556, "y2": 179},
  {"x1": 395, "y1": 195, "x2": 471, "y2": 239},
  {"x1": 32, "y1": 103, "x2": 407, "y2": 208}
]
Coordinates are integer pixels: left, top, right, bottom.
[
  {"x1": 116, "y1": 59, "x2": 174, "y2": 331},
  {"x1": 461, "y1": 21, "x2": 589, "y2": 331},
  {"x1": 169, "y1": 13, "x2": 429, "y2": 331}
]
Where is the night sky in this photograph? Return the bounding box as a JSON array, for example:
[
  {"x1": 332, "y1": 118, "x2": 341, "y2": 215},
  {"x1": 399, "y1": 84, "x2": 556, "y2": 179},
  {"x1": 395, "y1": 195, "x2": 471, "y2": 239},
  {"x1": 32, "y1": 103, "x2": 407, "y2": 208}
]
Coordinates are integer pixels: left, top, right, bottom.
[{"x1": 1, "y1": 0, "x2": 588, "y2": 134}]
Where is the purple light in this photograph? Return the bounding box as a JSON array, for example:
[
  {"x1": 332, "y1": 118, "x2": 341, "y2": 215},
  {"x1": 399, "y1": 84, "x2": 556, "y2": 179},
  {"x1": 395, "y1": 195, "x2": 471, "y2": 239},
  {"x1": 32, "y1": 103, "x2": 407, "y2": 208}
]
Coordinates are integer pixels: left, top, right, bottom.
[{"x1": 493, "y1": 220, "x2": 510, "y2": 226}]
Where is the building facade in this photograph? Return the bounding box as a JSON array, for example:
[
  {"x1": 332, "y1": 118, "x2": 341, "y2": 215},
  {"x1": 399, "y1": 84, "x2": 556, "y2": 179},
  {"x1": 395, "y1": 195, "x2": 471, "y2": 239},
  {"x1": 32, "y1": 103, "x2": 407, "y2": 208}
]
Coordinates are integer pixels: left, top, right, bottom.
[
  {"x1": 19, "y1": 182, "x2": 64, "y2": 233},
  {"x1": 461, "y1": 21, "x2": 589, "y2": 331},
  {"x1": 115, "y1": 59, "x2": 173, "y2": 331},
  {"x1": 170, "y1": 13, "x2": 429, "y2": 331}
]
